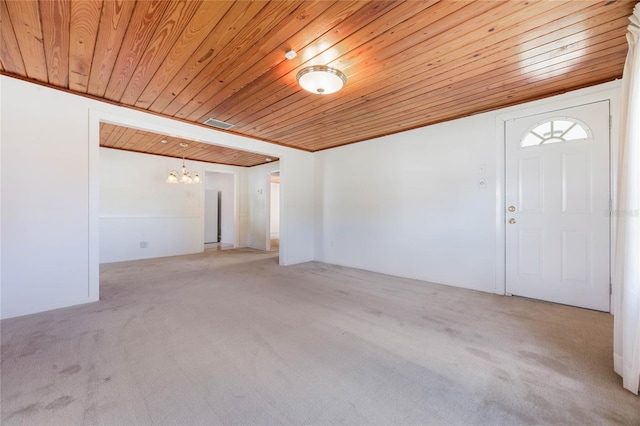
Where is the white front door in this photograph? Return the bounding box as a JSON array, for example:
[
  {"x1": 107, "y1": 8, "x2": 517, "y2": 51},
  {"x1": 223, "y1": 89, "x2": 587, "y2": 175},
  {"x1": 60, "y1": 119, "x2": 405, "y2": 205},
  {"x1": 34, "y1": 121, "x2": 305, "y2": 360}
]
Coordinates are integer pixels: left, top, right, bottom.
[{"x1": 505, "y1": 101, "x2": 610, "y2": 311}]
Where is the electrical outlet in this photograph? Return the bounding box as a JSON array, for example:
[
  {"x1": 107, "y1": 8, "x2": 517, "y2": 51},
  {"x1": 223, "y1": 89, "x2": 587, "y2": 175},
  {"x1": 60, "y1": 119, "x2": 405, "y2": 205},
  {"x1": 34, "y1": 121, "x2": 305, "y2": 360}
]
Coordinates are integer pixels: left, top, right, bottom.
[
  {"x1": 140, "y1": 241, "x2": 148, "y2": 248},
  {"x1": 479, "y1": 163, "x2": 486, "y2": 173},
  {"x1": 478, "y1": 178, "x2": 487, "y2": 189}
]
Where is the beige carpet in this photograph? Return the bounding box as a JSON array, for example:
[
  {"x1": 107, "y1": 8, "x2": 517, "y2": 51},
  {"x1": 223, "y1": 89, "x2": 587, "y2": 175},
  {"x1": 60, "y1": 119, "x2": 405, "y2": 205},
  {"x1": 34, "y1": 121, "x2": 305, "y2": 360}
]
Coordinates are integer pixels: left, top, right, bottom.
[{"x1": 1, "y1": 248, "x2": 638, "y2": 425}]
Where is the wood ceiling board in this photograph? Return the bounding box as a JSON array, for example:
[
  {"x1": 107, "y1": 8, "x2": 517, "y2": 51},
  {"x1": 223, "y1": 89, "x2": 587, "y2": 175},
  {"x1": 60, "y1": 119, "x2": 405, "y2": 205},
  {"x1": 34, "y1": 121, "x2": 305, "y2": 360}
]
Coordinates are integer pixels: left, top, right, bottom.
[
  {"x1": 113, "y1": 126, "x2": 139, "y2": 149},
  {"x1": 68, "y1": 0, "x2": 102, "y2": 92},
  {"x1": 206, "y1": 0, "x2": 442, "y2": 126},
  {"x1": 213, "y1": 0, "x2": 632, "y2": 150},
  {"x1": 235, "y1": 0, "x2": 527, "y2": 137},
  {"x1": 143, "y1": 1, "x2": 268, "y2": 112},
  {"x1": 255, "y1": 6, "x2": 631, "y2": 143},
  {"x1": 288, "y1": 64, "x2": 624, "y2": 150},
  {"x1": 87, "y1": 0, "x2": 136, "y2": 97},
  {"x1": 180, "y1": 0, "x2": 342, "y2": 122},
  {"x1": 126, "y1": 0, "x2": 234, "y2": 107},
  {"x1": 99, "y1": 123, "x2": 278, "y2": 167},
  {"x1": 104, "y1": 123, "x2": 128, "y2": 147},
  {"x1": 276, "y1": 33, "x2": 628, "y2": 146},
  {"x1": 188, "y1": 0, "x2": 407, "y2": 123},
  {"x1": 172, "y1": 2, "x2": 399, "y2": 123},
  {"x1": 136, "y1": 131, "x2": 167, "y2": 152},
  {"x1": 160, "y1": 0, "x2": 307, "y2": 118},
  {"x1": 103, "y1": 0, "x2": 170, "y2": 101},
  {"x1": 300, "y1": 58, "x2": 626, "y2": 151},
  {"x1": 39, "y1": 0, "x2": 70, "y2": 87},
  {"x1": 292, "y1": 53, "x2": 626, "y2": 144},
  {"x1": 0, "y1": 1, "x2": 26, "y2": 75},
  {"x1": 226, "y1": 0, "x2": 568, "y2": 138},
  {"x1": 119, "y1": 0, "x2": 203, "y2": 105},
  {"x1": 260, "y1": 1, "x2": 618, "y2": 136},
  {"x1": 189, "y1": 0, "x2": 366, "y2": 122},
  {"x1": 2, "y1": 0, "x2": 635, "y2": 152},
  {"x1": 4, "y1": 0, "x2": 47, "y2": 82},
  {"x1": 99, "y1": 120, "x2": 115, "y2": 143}
]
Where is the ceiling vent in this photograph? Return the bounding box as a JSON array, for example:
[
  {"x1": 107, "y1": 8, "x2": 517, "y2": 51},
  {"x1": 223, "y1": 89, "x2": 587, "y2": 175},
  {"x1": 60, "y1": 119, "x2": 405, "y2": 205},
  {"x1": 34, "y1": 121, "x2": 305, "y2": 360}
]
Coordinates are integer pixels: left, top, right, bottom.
[{"x1": 203, "y1": 118, "x2": 234, "y2": 130}]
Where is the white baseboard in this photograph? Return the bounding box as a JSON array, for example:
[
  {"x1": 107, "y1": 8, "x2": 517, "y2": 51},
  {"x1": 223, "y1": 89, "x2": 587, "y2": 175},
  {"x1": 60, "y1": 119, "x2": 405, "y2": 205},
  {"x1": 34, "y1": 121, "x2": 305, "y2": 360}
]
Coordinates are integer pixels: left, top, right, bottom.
[{"x1": 1, "y1": 295, "x2": 99, "y2": 320}]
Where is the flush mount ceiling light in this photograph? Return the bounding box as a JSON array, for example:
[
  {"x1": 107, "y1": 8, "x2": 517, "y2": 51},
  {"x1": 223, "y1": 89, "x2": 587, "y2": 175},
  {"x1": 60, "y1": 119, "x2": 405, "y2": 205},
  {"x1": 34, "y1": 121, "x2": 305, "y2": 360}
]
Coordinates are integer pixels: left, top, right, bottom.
[
  {"x1": 166, "y1": 143, "x2": 201, "y2": 184},
  {"x1": 296, "y1": 65, "x2": 346, "y2": 95}
]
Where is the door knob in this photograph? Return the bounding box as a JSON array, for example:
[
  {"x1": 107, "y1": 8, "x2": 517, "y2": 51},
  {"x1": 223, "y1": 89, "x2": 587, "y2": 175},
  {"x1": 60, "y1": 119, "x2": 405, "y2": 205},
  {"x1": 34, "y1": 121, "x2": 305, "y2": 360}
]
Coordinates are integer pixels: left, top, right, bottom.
[
  {"x1": 508, "y1": 218, "x2": 516, "y2": 224},
  {"x1": 508, "y1": 206, "x2": 516, "y2": 212}
]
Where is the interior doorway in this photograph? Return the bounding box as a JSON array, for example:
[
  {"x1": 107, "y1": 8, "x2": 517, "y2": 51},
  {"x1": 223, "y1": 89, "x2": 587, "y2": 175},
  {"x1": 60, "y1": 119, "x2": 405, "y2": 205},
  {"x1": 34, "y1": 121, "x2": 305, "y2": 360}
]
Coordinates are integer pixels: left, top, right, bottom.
[
  {"x1": 269, "y1": 171, "x2": 281, "y2": 252},
  {"x1": 204, "y1": 189, "x2": 221, "y2": 243},
  {"x1": 504, "y1": 101, "x2": 610, "y2": 311},
  {"x1": 204, "y1": 171, "x2": 235, "y2": 250}
]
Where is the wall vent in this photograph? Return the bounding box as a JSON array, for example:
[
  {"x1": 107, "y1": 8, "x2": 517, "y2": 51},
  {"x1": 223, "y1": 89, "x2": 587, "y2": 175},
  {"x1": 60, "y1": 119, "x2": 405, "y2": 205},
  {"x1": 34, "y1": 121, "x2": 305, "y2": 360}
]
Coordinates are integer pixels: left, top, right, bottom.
[{"x1": 203, "y1": 118, "x2": 234, "y2": 130}]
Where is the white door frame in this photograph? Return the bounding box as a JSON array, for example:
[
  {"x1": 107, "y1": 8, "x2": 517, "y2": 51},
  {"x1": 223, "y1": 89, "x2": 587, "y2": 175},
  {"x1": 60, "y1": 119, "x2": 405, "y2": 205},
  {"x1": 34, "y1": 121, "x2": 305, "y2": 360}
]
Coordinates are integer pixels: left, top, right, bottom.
[
  {"x1": 494, "y1": 83, "x2": 621, "y2": 298},
  {"x1": 265, "y1": 169, "x2": 281, "y2": 252},
  {"x1": 265, "y1": 171, "x2": 272, "y2": 251},
  {"x1": 266, "y1": 170, "x2": 281, "y2": 252}
]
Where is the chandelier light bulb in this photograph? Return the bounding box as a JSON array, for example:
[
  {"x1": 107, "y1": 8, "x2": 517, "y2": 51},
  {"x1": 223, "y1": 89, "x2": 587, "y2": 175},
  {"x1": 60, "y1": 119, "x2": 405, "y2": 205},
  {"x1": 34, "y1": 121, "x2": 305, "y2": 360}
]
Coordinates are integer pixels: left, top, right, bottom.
[{"x1": 166, "y1": 171, "x2": 179, "y2": 183}]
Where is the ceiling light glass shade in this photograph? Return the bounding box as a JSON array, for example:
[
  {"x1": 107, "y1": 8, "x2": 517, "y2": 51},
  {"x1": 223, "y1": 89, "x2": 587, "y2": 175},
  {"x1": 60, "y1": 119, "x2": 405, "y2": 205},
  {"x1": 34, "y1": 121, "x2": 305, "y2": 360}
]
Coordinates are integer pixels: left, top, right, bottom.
[
  {"x1": 166, "y1": 171, "x2": 179, "y2": 183},
  {"x1": 296, "y1": 66, "x2": 346, "y2": 95},
  {"x1": 180, "y1": 166, "x2": 191, "y2": 183}
]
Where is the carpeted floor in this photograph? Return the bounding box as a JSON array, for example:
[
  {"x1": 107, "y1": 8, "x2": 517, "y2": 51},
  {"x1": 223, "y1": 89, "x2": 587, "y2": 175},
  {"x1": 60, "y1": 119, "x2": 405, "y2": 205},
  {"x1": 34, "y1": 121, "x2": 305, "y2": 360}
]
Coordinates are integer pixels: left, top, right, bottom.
[{"x1": 1, "y1": 248, "x2": 638, "y2": 425}]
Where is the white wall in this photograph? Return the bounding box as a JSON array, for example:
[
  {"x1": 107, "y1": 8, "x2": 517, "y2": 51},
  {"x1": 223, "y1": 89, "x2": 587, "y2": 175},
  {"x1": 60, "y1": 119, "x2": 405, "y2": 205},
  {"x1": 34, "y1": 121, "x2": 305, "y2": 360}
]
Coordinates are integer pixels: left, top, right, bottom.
[
  {"x1": 2, "y1": 72, "x2": 618, "y2": 320},
  {"x1": 205, "y1": 171, "x2": 235, "y2": 245},
  {"x1": 0, "y1": 75, "x2": 315, "y2": 319},
  {"x1": 1, "y1": 81, "x2": 92, "y2": 318},
  {"x1": 314, "y1": 81, "x2": 621, "y2": 294},
  {"x1": 240, "y1": 156, "x2": 317, "y2": 265},
  {"x1": 270, "y1": 180, "x2": 280, "y2": 238},
  {"x1": 100, "y1": 148, "x2": 237, "y2": 263},
  {"x1": 280, "y1": 154, "x2": 315, "y2": 264},
  {"x1": 0, "y1": 80, "x2": 3, "y2": 316},
  {"x1": 315, "y1": 114, "x2": 497, "y2": 291}
]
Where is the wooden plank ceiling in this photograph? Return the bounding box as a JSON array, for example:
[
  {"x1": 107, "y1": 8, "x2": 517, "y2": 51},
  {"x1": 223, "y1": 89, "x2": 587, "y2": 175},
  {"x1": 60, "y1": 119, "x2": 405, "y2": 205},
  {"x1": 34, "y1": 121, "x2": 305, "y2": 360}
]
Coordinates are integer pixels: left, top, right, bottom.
[
  {"x1": 100, "y1": 123, "x2": 277, "y2": 167},
  {"x1": 1, "y1": 0, "x2": 635, "y2": 154}
]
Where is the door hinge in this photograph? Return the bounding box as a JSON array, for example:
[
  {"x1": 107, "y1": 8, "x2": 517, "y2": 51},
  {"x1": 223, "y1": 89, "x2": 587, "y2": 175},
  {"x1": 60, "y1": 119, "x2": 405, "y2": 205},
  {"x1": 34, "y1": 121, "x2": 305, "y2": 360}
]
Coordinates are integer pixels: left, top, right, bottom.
[
  {"x1": 610, "y1": 282, "x2": 613, "y2": 295},
  {"x1": 609, "y1": 115, "x2": 612, "y2": 129}
]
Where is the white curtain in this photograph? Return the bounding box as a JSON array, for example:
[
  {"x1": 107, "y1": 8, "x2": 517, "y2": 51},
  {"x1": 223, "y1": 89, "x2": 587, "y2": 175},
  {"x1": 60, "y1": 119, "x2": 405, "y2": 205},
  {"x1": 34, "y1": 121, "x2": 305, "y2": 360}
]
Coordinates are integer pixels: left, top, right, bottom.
[{"x1": 614, "y1": 3, "x2": 640, "y2": 395}]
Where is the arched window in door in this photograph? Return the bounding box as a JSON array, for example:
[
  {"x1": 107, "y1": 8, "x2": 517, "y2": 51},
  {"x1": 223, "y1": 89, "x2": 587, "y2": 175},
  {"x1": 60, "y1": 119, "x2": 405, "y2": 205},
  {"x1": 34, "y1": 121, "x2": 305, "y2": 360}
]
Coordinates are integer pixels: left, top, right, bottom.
[{"x1": 521, "y1": 118, "x2": 591, "y2": 147}]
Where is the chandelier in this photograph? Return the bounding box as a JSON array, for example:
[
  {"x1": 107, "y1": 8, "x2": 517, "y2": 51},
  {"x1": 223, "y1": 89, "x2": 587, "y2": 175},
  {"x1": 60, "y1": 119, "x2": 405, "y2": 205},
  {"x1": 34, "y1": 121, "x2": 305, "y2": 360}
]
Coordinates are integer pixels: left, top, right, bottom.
[{"x1": 166, "y1": 142, "x2": 201, "y2": 184}]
